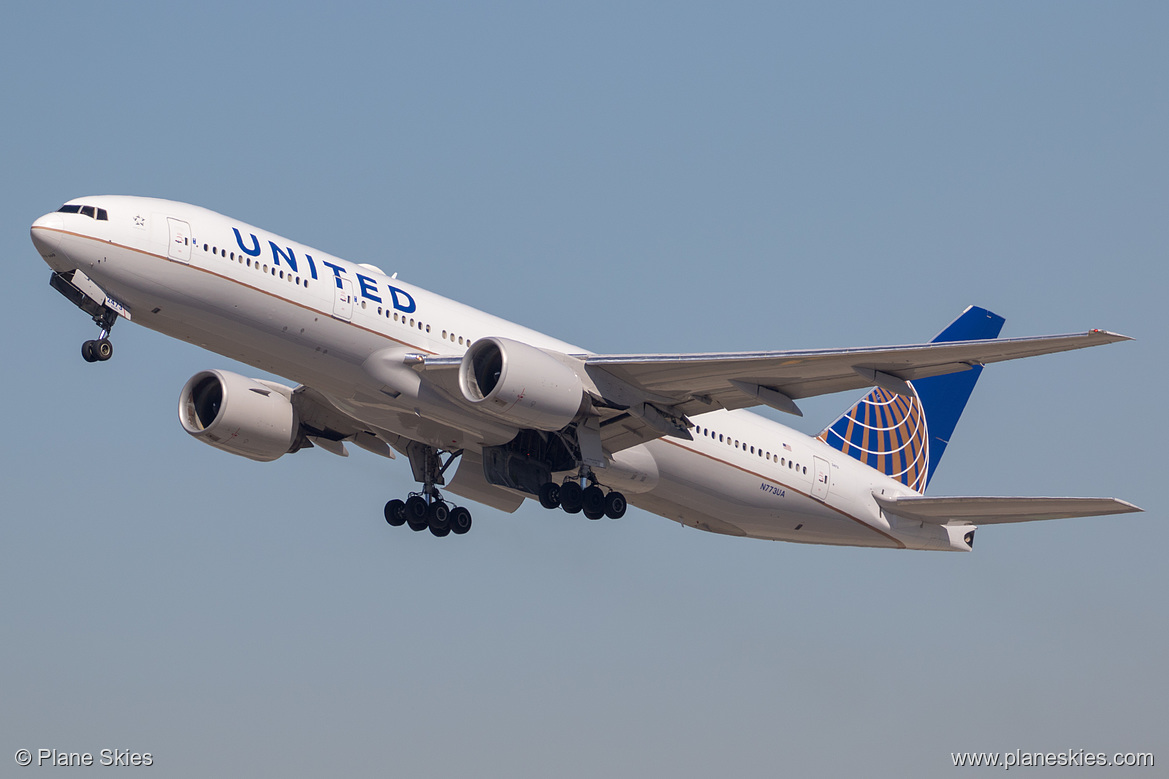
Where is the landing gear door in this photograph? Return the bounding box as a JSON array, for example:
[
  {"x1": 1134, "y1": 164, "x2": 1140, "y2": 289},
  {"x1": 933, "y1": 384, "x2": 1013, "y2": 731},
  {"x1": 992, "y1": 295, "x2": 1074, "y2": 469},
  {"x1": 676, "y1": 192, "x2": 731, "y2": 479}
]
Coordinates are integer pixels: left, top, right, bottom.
[
  {"x1": 812, "y1": 456, "x2": 831, "y2": 501},
  {"x1": 167, "y1": 218, "x2": 192, "y2": 264},
  {"x1": 332, "y1": 277, "x2": 354, "y2": 322}
]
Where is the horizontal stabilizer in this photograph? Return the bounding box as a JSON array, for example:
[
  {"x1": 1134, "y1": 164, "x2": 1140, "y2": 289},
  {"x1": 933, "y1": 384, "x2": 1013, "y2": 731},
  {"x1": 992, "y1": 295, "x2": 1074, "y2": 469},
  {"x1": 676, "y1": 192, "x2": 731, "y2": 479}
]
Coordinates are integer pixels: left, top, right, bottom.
[{"x1": 874, "y1": 494, "x2": 1142, "y2": 525}]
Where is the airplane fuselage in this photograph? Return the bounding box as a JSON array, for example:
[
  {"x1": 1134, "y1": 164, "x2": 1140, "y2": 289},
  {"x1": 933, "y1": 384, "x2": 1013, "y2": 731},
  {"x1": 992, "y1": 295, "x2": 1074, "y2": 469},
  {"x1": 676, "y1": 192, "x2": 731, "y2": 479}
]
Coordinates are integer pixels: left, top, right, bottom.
[{"x1": 31, "y1": 196, "x2": 972, "y2": 550}]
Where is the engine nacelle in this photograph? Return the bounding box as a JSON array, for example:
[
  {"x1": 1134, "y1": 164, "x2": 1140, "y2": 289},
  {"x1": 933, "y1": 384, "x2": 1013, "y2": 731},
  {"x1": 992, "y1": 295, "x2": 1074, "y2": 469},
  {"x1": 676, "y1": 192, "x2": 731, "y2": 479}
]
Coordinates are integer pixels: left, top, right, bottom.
[
  {"x1": 178, "y1": 370, "x2": 298, "y2": 462},
  {"x1": 458, "y1": 337, "x2": 585, "y2": 431}
]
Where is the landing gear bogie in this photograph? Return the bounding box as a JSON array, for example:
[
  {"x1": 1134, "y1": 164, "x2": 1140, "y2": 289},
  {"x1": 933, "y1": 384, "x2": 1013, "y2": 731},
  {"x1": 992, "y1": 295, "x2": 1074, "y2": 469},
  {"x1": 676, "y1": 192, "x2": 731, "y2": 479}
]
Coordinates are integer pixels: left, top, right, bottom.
[
  {"x1": 382, "y1": 445, "x2": 474, "y2": 538},
  {"x1": 539, "y1": 478, "x2": 627, "y2": 523},
  {"x1": 388, "y1": 493, "x2": 473, "y2": 538}
]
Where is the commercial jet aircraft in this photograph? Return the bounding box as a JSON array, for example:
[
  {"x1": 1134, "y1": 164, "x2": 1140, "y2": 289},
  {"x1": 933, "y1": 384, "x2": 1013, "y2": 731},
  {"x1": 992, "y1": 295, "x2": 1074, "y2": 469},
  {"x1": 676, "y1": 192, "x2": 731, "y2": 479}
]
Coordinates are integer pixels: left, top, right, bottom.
[{"x1": 30, "y1": 196, "x2": 1141, "y2": 550}]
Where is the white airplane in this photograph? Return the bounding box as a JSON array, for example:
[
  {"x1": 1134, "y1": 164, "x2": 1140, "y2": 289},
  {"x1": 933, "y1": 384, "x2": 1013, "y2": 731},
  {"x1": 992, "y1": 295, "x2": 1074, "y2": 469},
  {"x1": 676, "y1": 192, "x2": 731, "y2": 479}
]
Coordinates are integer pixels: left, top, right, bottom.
[{"x1": 30, "y1": 196, "x2": 1141, "y2": 550}]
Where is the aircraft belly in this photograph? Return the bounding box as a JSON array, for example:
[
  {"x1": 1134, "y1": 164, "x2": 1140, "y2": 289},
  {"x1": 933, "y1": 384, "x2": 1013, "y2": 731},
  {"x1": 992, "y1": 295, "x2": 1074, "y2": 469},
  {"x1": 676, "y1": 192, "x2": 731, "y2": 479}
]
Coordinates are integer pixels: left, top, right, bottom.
[{"x1": 635, "y1": 439, "x2": 900, "y2": 548}]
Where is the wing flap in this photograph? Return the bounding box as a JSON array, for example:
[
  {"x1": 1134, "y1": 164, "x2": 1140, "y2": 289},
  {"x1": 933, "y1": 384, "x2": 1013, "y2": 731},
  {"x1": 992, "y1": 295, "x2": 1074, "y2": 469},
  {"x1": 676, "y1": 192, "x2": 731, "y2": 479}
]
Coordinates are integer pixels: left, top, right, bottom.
[{"x1": 874, "y1": 494, "x2": 1143, "y2": 525}]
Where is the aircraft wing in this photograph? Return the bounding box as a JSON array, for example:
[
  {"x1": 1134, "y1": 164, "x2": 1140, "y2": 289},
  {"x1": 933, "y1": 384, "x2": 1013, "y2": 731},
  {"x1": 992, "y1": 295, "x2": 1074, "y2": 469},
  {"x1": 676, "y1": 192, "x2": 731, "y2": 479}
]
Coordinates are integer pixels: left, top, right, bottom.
[
  {"x1": 580, "y1": 329, "x2": 1130, "y2": 451},
  {"x1": 873, "y1": 495, "x2": 1143, "y2": 525}
]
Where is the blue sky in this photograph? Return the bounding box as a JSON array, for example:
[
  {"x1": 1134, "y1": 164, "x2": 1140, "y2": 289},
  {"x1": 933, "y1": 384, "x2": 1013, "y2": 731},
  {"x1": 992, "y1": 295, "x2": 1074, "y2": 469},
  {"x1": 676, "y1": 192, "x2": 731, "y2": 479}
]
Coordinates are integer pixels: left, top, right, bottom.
[{"x1": 2, "y1": 3, "x2": 1165, "y2": 776}]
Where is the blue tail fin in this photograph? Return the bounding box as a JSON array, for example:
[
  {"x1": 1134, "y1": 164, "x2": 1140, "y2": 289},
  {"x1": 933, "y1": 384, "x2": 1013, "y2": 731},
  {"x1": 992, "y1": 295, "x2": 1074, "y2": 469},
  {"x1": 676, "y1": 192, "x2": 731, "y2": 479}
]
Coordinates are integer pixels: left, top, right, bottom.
[{"x1": 817, "y1": 306, "x2": 1005, "y2": 492}]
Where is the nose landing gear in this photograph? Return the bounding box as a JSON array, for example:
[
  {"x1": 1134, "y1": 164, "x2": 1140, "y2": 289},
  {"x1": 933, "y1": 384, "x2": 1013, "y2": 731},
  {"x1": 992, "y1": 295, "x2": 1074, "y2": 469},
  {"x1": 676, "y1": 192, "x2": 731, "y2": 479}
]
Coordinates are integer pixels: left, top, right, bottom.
[
  {"x1": 82, "y1": 336, "x2": 114, "y2": 363},
  {"x1": 48, "y1": 271, "x2": 121, "y2": 364}
]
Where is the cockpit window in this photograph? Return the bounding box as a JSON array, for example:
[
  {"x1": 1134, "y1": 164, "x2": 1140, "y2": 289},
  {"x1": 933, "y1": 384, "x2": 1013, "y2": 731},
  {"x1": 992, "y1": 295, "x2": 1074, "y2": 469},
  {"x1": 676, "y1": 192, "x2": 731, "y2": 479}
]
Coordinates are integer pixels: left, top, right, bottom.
[{"x1": 57, "y1": 204, "x2": 109, "y2": 220}]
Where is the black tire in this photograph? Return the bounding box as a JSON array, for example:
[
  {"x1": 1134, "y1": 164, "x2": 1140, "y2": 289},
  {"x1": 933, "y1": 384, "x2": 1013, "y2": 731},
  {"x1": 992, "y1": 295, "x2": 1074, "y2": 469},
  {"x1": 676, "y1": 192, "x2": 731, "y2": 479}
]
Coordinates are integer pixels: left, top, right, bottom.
[
  {"x1": 604, "y1": 491, "x2": 627, "y2": 520},
  {"x1": 429, "y1": 524, "x2": 451, "y2": 537},
  {"x1": 405, "y1": 495, "x2": 428, "y2": 522},
  {"x1": 81, "y1": 340, "x2": 97, "y2": 363},
  {"x1": 384, "y1": 499, "x2": 406, "y2": 527},
  {"x1": 538, "y1": 482, "x2": 560, "y2": 509},
  {"x1": 449, "y1": 507, "x2": 472, "y2": 535},
  {"x1": 95, "y1": 339, "x2": 113, "y2": 361},
  {"x1": 582, "y1": 485, "x2": 605, "y2": 515},
  {"x1": 428, "y1": 500, "x2": 450, "y2": 529},
  {"x1": 407, "y1": 518, "x2": 429, "y2": 532},
  {"x1": 560, "y1": 481, "x2": 583, "y2": 514},
  {"x1": 583, "y1": 507, "x2": 605, "y2": 520}
]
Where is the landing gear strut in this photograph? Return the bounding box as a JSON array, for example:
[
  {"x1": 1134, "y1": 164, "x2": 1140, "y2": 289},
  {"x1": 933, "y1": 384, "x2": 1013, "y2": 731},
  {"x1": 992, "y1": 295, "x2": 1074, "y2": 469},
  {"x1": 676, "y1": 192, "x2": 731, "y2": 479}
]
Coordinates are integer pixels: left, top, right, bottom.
[
  {"x1": 81, "y1": 308, "x2": 117, "y2": 363},
  {"x1": 382, "y1": 444, "x2": 474, "y2": 537},
  {"x1": 48, "y1": 271, "x2": 119, "y2": 363}
]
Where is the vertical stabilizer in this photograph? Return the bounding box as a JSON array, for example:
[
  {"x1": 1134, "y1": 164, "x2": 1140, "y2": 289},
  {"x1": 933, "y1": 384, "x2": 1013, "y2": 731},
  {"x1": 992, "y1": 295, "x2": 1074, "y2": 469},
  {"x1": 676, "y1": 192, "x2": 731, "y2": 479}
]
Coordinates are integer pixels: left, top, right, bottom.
[{"x1": 817, "y1": 306, "x2": 1005, "y2": 492}]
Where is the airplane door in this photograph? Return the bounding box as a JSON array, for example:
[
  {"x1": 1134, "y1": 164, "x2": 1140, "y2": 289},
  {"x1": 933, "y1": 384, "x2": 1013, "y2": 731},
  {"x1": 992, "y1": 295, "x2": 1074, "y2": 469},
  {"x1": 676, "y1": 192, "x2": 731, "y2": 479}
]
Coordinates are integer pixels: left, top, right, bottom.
[
  {"x1": 332, "y1": 277, "x2": 354, "y2": 322},
  {"x1": 167, "y1": 218, "x2": 192, "y2": 264},
  {"x1": 812, "y1": 456, "x2": 831, "y2": 501}
]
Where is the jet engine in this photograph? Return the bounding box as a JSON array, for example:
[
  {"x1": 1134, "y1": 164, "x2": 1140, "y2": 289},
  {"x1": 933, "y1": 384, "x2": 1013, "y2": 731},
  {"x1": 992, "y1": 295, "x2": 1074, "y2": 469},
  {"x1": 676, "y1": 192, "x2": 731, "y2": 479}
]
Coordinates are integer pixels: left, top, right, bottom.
[
  {"x1": 458, "y1": 337, "x2": 585, "y2": 431},
  {"x1": 178, "y1": 370, "x2": 299, "y2": 462}
]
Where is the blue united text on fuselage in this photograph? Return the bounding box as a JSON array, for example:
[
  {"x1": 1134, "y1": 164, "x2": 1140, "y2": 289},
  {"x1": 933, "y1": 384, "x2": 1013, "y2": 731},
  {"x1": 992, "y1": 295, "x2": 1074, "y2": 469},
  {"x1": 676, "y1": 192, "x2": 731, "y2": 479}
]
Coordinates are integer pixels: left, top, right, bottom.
[{"x1": 234, "y1": 226, "x2": 416, "y2": 313}]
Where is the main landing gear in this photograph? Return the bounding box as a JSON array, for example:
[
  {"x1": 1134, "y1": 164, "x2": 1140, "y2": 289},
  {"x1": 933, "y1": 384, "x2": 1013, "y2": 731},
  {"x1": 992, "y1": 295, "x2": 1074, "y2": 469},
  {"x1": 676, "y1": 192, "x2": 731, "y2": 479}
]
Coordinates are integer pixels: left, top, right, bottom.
[
  {"x1": 382, "y1": 444, "x2": 473, "y2": 538},
  {"x1": 537, "y1": 473, "x2": 627, "y2": 521},
  {"x1": 383, "y1": 493, "x2": 473, "y2": 537}
]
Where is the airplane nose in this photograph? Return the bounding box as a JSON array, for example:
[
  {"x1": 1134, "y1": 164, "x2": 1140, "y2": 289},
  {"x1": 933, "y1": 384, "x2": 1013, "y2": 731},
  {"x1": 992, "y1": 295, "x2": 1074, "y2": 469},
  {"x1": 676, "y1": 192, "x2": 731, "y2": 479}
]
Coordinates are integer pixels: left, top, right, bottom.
[{"x1": 30, "y1": 212, "x2": 63, "y2": 256}]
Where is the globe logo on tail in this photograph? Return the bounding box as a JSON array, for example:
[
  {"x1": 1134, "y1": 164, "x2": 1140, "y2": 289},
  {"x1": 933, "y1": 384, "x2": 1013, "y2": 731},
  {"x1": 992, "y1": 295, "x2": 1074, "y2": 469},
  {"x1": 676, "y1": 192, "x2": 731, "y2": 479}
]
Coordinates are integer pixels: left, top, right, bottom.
[{"x1": 818, "y1": 385, "x2": 930, "y2": 493}]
